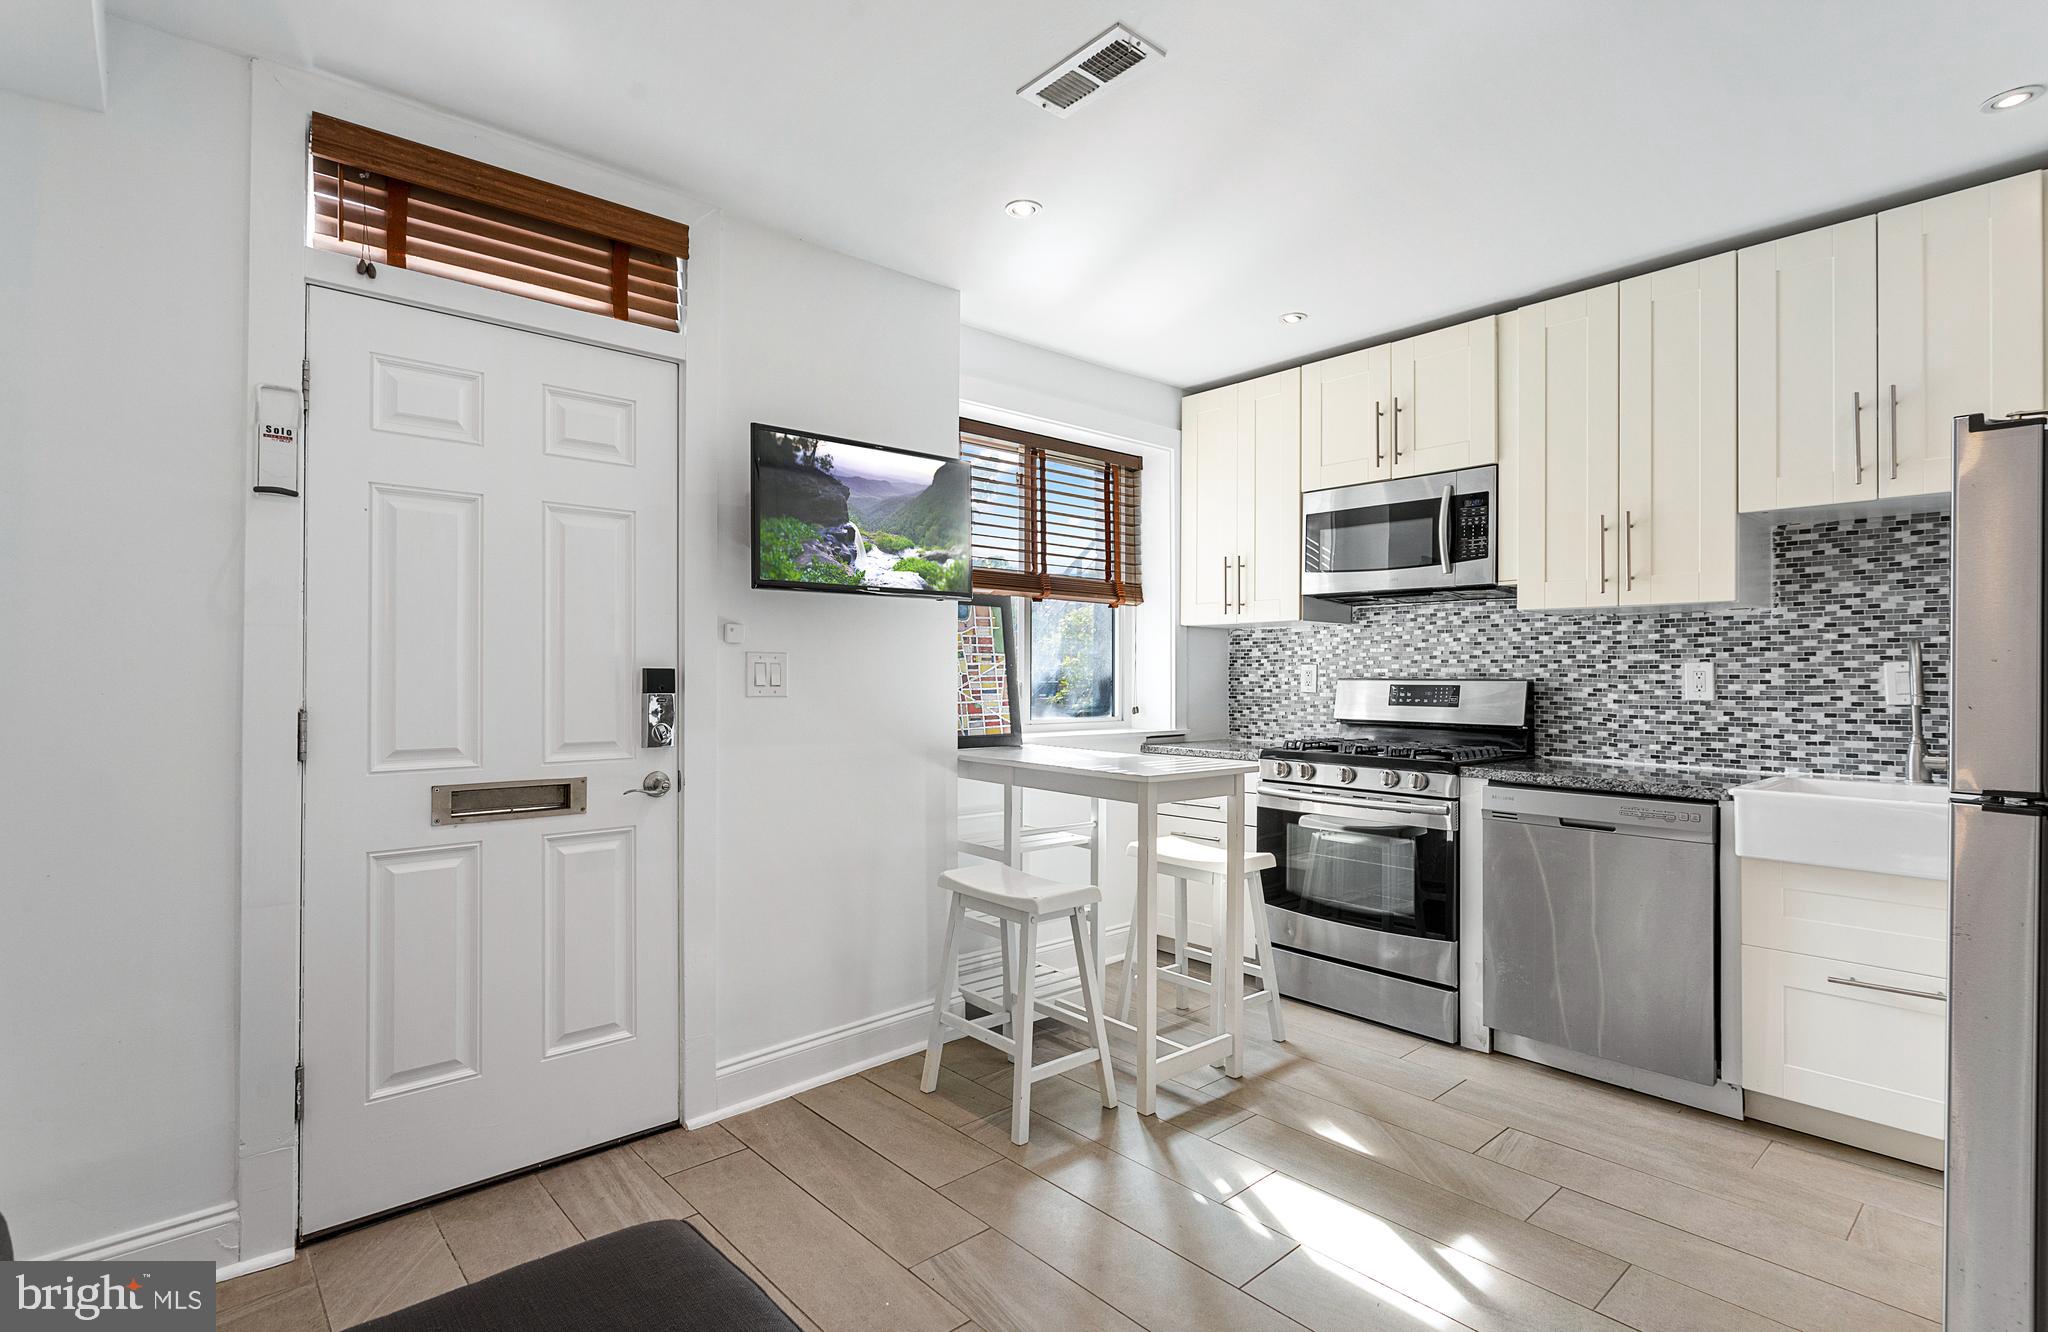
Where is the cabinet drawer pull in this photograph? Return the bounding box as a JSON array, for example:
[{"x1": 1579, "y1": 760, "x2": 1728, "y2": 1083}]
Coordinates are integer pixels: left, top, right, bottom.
[
  {"x1": 1623, "y1": 510, "x2": 1635, "y2": 590},
  {"x1": 1826, "y1": 974, "x2": 1946, "y2": 1002},
  {"x1": 1391, "y1": 396, "x2": 1402, "y2": 464},
  {"x1": 1222, "y1": 556, "x2": 1232, "y2": 614},
  {"x1": 1374, "y1": 401, "x2": 1385, "y2": 467},
  {"x1": 1597, "y1": 514, "x2": 1609, "y2": 591},
  {"x1": 1236, "y1": 555, "x2": 1247, "y2": 612}
]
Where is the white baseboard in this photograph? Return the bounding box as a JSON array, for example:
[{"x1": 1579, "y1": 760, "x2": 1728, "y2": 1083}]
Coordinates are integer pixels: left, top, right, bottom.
[
  {"x1": 39, "y1": 1203, "x2": 240, "y2": 1266},
  {"x1": 695, "y1": 925, "x2": 1129, "y2": 1127},
  {"x1": 1744, "y1": 1090, "x2": 1946, "y2": 1170},
  {"x1": 217, "y1": 1248, "x2": 298, "y2": 1282}
]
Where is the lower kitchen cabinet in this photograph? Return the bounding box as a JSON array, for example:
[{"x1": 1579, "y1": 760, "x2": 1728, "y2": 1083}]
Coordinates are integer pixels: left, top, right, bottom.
[{"x1": 1742, "y1": 944, "x2": 1947, "y2": 1140}]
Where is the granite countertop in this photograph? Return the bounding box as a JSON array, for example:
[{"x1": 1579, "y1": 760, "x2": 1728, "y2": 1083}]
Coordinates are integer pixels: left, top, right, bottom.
[
  {"x1": 1138, "y1": 736, "x2": 1268, "y2": 761},
  {"x1": 1470, "y1": 755, "x2": 1762, "y2": 803}
]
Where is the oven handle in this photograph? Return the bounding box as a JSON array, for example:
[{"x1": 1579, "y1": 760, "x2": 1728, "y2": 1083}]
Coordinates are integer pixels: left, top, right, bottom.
[{"x1": 1260, "y1": 790, "x2": 1456, "y2": 833}]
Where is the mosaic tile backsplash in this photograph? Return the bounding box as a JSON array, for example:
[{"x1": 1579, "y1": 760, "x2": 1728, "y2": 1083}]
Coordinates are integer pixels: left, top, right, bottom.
[{"x1": 1228, "y1": 511, "x2": 1948, "y2": 779}]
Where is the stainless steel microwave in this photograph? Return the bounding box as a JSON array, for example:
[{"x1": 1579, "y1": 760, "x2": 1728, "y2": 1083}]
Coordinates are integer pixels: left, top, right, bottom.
[{"x1": 1302, "y1": 464, "x2": 1499, "y2": 600}]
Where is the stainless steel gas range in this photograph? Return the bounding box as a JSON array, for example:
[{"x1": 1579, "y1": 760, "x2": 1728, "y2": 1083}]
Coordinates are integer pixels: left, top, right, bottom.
[{"x1": 1256, "y1": 678, "x2": 1532, "y2": 1043}]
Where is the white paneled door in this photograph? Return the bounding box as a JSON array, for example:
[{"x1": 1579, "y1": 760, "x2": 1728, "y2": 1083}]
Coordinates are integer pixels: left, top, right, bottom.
[{"x1": 300, "y1": 289, "x2": 679, "y2": 1233}]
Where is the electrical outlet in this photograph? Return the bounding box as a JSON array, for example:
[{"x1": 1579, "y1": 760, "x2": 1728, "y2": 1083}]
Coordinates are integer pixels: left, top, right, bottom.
[
  {"x1": 1882, "y1": 660, "x2": 1914, "y2": 706},
  {"x1": 1297, "y1": 663, "x2": 1319, "y2": 694},
  {"x1": 1682, "y1": 661, "x2": 1715, "y2": 701},
  {"x1": 745, "y1": 651, "x2": 786, "y2": 698}
]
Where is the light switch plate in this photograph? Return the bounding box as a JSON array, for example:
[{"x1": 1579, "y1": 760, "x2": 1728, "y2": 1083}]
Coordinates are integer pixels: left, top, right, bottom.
[
  {"x1": 1682, "y1": 661, "x2": 1715, "y2": 701},
  {"x1": 1297, "y1": 663, "x2": 1318, "y2": 694},
  {"x1": 745, "y1": 651, "x2": 786, "y2": 698},
  {"x1": 1882, "y1": 660, "x2": 1914, "y2": 706}
]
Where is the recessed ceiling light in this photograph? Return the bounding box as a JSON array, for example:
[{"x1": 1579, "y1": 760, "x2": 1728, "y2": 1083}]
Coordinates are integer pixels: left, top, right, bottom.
[
  {"x1": 1279, "y1": 311, "x2": 1309, "y2": 325},
  {"x1": 1982, "y1": 84, "x2": 2044, "y2": 113},
  {"x1": 1004, "y1": 199, "x2": 1043, "y2": 218}
]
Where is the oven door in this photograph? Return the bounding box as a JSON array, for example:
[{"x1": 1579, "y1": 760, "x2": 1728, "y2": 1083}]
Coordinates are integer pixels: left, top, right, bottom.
[
  {"x1": 1303, "y1": 464, "x2": 1497, "y2": 597},
  {"x1": 1257, "y1": 789, "x2": 1458, "y2": 986}
]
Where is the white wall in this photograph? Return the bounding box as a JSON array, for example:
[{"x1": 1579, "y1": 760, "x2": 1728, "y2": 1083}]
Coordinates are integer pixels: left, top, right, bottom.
[
  {"x1": 0, "y1": 23, "x2": 250, "y2": 1260},
  {"x1": 702, "y1": 220, "x2": 964, "y2": 1097},
  {"x1": 0, "y1": 16, "x2": 970, "y2": 1259}
]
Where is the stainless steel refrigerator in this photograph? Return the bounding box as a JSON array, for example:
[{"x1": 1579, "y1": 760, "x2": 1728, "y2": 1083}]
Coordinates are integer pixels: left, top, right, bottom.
[{"x1": 1949, "y1": 411, "x2": 2048, "y2": 1329}]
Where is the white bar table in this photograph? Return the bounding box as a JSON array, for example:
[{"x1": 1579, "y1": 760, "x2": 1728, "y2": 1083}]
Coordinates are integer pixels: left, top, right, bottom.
[{"x1": 956, "y1": 745, "x2": 1256, "y2": 1114}]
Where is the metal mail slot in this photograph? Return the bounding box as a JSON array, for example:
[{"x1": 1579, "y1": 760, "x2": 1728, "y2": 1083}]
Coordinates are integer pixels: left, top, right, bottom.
[{"x1": 431, "y1": 777, "x2": 588, "y2": 825}]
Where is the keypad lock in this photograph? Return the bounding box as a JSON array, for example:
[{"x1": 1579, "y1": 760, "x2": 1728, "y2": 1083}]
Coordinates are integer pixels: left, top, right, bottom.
[{"x1": 642, "y1": 667, "x2": 676, "y2": 748}]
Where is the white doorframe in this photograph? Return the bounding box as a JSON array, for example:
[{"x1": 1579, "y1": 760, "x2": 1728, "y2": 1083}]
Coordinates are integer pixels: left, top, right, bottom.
[{"x1": 236, "y1": 64, "x2": 722, "y2": 1273}]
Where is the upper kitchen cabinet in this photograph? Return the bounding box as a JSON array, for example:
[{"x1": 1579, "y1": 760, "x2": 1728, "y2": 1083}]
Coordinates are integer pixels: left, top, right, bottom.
[
  {"x1": 1618, "y1": 254, "x2": 1738, "y2": 605},
  {"x1": 1877, "y1": 172, "x2": 2045, "y2": 500},
  {"x1": 1391, "y1": 314, "x2": 1498, "y2": 478},
  {"x1": 1516, "y1": 286, "x2": 1619, "y2": 610},
  {"x1": 1180, "y1": 367, "x2": 1302, "y2": 625},
  {"x1": 1301, "y1": 344, "x2": 1391, "y2": 491},
  {"x1": 1737, "y1": 218, "x2": 1878, "y2": 511},
  {"x1": 1740, "y1": 172, "x2": 2047, "y2": 511},
  {"x1": 1299, "y1": 312, "x2": 1498, "y2": 492}
]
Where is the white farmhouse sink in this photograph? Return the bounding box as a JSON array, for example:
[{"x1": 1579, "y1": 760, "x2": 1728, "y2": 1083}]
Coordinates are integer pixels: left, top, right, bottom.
[{"x1": 1732, "y1": 776, "x2": 1949, "y2": 880}]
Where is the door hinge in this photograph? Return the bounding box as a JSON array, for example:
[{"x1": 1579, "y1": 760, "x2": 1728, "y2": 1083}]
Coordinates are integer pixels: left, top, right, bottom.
[
  {"x1": 293, "y1": 1064, "x2": 305, "y2": 1123},
  {"x1": 301, "y1": 357, "x2": 311, "y2": 413},
  {"x1": 296, "y1": 706, "x2": 308, "y2": 763}
]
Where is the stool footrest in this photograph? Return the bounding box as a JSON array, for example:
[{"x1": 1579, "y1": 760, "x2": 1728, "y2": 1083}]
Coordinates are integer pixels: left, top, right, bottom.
[{"x1": 1029, "y1": 1046, "x2": 1104, "y2": 1082}]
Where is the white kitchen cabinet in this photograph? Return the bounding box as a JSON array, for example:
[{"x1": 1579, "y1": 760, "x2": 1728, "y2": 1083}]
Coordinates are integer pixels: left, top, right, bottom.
[
  {"x1": 1737, "y1": 217, "x2": 1879, "y2": 512},
  {"x1": 1516, "y1": 286, "x2": 1619, "y2": 609},
  {"x1": 1495, "y1": 309, "x2": 1520, "y2": 586},
  {"x1": 1618, "y1": 255, "x2": 1738, "y2": 605},
  {"x1": 1877, "y1": 172, "x2": 2046, "y2": 500},
  {"x1": 1180, "y1": 383, "x2": 1241, "y2": 626},
  {"x1": 1391, "y1": 314, "x2": 1498, "y2": 478},
  {"x1": 1301, "y1": 344, "x2": 1391, "y2": 491},
  {"x1": 1741, "y1": 857, "x2": 1949, "y2": 978},
  {"x1": 1179, "y1": 367, "x2": 1301, "y2": 625},
  {"x1": 1742, "y1": 944, "x2": 1947, "y2": 1140}
]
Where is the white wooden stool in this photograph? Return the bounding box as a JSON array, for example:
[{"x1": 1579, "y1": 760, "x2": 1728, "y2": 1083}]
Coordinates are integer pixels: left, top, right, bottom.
[
  {"x1": 921, "y1": 863, "x2": 1117, "y2": 1144},
  {"x1": 1120, "y1": 835, "x2": 1287, "y2": 1042}
]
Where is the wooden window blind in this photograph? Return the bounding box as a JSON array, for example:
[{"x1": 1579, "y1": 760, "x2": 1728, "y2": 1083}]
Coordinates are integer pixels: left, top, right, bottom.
[
  {"x1": 962, "y1": 418, "x2": 1143, "y2": 606},
  {"x1": 308, "y1": 114, "x2": 687, "y2": 331}
]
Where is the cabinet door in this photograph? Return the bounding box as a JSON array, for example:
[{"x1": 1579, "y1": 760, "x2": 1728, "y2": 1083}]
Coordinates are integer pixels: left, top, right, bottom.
[
  {"x1": 1301, "y1": 345, "x2": 1391, "y2": 491},
  {"x1": 1741, "y1": 945, "x2": 1946, "y2": 1139},
  {"x1": 1236, "y1": 368, "x2": 1303, "y2": 623},
  {"x1": 1495, "y1": 308, "x2": 1519, "y2": 585},
  {"x1": 1737, "y1": 217, "x2": 1879, "y2": 511},
  {"x1": 1392, "y1": 314, "x2": 1498, "y2": 477},
  {"x1": 1516, "y1": 288, "x2": 1619, "y2": 609},
  {"x1": 1619, "y1": 255, "x2": 1737, "y2": 604},
  {"x1": 1878, "y1": 172, "x2": 2046, "y2": 500},
  {"x1": 1180, "y1": 384, "x2": 1240, "y2": 626}
]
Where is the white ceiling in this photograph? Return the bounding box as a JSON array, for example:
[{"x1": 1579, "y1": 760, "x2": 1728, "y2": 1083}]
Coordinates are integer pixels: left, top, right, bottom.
[{"x1": 108, "y1": 0, "x2": 2048, "y2": 389}]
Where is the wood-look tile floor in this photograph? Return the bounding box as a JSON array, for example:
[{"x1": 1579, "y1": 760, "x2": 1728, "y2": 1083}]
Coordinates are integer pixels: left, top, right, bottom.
[{"x1": 221, "y1": 962, "x2": 1945, "y2": 1332}]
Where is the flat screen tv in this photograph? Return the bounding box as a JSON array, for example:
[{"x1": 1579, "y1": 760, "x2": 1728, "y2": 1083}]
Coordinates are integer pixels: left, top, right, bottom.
[{"x1": 751, "y1": 423, "x2": 971, "y2": 600}]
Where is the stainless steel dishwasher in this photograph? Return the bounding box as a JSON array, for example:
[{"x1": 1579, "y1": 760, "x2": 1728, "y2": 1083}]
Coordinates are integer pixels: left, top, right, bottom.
[{"x1": 1482, "y1": 784, "x2": 1719, "y2": 1085}]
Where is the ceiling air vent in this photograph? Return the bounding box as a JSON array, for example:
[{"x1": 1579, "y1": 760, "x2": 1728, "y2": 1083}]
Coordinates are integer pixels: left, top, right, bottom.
[{"x1": 1017, "y1": 24, "x2": 1162, "y2": 119}]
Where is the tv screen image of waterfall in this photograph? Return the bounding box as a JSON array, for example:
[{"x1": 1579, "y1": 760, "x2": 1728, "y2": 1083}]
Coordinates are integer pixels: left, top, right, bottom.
[{"x1": 752, "y1": 425, "x2": 971, "y2": 598}]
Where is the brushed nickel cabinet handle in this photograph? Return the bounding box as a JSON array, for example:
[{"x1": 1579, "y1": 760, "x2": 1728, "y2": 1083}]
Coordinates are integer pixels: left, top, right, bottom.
[
  {"x1": 1888, "y1": 383, "x2": 1899, "y2": 479},
  {"x1": 1827, "y1": 974, "x2": 1946, "y2": 1002},
  {"x1": 1222, "y1": 556, "x2": 1232, "y2": 614},
  {"x1": 1851, "y1": 390, "x2": 1864, "y2": 484},
  {"x1": 1624, "y1": 510, "x2": 1635, "y2": 590},
  {"x1": 1374, "y1": 401, "x2": 1385, "y2": 467},
  {"x1": 1391, "y1": 396, "x2": 1402, "y2": 464},
  {"x1": 1597, "y1": 514, "x2": 1609, "y2": 592},
  {"x1": 1236, "y1": 555, "x2": 1247, "y2": 613}
]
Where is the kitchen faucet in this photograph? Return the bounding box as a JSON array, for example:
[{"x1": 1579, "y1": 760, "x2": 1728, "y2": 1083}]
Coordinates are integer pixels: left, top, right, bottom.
[{"x1": 1908, "y1": 639, "x2": 1948, "y2": 785}]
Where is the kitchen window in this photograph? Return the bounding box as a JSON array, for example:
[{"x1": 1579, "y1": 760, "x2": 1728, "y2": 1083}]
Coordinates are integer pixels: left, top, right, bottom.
[{"x1": 963, "y1": 418, "x2": 1145, "y2": 731}]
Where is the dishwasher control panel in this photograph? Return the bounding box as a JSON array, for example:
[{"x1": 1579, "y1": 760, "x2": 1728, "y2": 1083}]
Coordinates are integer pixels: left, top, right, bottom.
[{"x1": 1482, "y1": 783, "x2": 1717, "y2": 842}]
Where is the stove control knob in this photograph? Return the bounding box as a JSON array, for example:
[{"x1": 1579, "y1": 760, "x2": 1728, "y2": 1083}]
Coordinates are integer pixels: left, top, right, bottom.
[
  {"x1": 1298, "y1": 763, "x2": 1318, "y2": 781},
  {"x1": 1337, "y1": 767, "x2": 1358, "y2": 784},
  {"x1": 1378, "y1": 770, "x2": 1401, "y2": 788},
  {"x1": 1408, "y1": 771, "x2": 1431, "y2": 791},
  {"x1": 1272, "y1": 761, "x2": 1293, "y2": 779}
]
